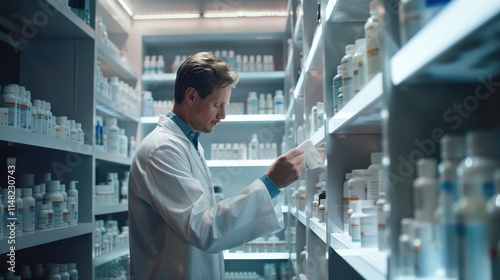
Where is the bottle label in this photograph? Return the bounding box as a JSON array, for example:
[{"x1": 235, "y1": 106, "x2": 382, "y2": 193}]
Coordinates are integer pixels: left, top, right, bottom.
[{"x1": 456, "y1": 223, "x2": 491, "y2": 279}]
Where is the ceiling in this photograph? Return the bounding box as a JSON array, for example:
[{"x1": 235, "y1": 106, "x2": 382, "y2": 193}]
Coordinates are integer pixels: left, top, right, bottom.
[{"x1": 123, "y1": 0, "x2": 289, "y2": 16}]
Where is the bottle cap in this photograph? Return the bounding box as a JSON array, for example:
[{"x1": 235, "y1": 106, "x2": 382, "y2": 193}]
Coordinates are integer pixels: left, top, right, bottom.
[
  {"x1": 441, "y1": 135, "x2": 464, "y2": 160},
  {"x1": 417, "y1": 158, "x2": 437, "y2": 178},
  {"x1": 47, "y1": 180, "x2": 61, "y2": 192},
  {"x1": 22, "y1": 188, "x2": 32, "y2": 196},
  {"x1": 466, "y1": 129, "x2": 500, "y2": 157},
  {"x1": 345, "y1": 44, "x2": 356, "y2": 54}
]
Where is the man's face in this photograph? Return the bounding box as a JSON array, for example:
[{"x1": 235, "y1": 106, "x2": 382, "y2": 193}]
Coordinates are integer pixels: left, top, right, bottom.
[{"x1": 190, "y1": 85, "x2": 231, "y2": 133}]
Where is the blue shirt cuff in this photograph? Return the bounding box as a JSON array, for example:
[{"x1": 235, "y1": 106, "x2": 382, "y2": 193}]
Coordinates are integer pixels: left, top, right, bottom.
[{"x1": 260, "y1": 174, "x2": 280, "y2": 199}]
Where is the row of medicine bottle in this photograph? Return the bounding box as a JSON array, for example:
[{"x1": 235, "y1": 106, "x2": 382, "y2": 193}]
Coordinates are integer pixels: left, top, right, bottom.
[
  {"x1": 1, "y1": 84, "x2": 85, "y2": 143},
  {"x1": 332, "y1": 0, "x2": 380, "y2": 115},
  {"x1": 2, "y1": 262, "x2": 79, "y2": 280},
  {"x1": 341, "y1": 152, "x2": 384, "y2": 249},
  {"x1": 95, "y1": 116, "x2": 136, "y2": 158},
  {"x1": 168, "y1": 51, "x2": 276, "y2": 74},
  {"x1": 396, "y1": 129, "x2": 500, "y2": 279},
  {"x1": 95, "y1": 63, "x2": 140, "y2": 121},
  {"x1": 95, "y1": 171, "x2": 129, "y2": 207},
  {"x1": 210, "y1": 141, "x2": 278, "y2": 161},
  {"x1": 1, "y1": 174, "x2": 79, "y2": 236},
  {"x1": 94, "y1": 219, "x2": 129, "y2": 257}
]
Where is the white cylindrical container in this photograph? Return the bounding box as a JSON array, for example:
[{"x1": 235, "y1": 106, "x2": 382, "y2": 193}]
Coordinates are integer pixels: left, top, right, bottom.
[
  {"x1": 399, "y1": 0, "x2": 425, "y2": 46},
  {"x1": 118, "y1": 128, "x2": 128, "y2": 157},
  {"x1": 37, "y1": 204, "x2": 49, "y2": 229},
  {"x1": 105, "y1": 117, "x2": 120, "y2": 155},
  {"x1": 353, "y1": 38, "x2": 368, "y2": 91},
  {"x1": 399, "y1": 218, "x2": 415, "y2": 276},
  {"x1": 15, "y1": 188, "x2": 23, "y2": 233},
  {"x1": 246, "y1": 91, "x2": 258, "y2": 114},
  {"x1": 332, "y1": 65, "x2": 342, "y2": 115},
  {"x1": 455, "y1": 129, "x2": 500, "y2": 280},
  {"x1": 48, "y1": 266, "x2": 61, "y2": 280},
  {"x1": 349, "y1": 169, "x2": 368, "y2": 201},
  {"x1": 67, "y1": 263, "x2": 78, "y2": 280},
  {"x1": 438, "y1": 134, "x2": 465, "y2": 278},
  {"x1": 248, "y1": 133, "x2": 259, "y2": 160},
  {"x1": 2, "y1": 84, "x2": 19, "y2": 128},
  {"x1": 350, "y1": 200, "x2": 364, "y2": 242},
  {"x1": 341, "y1": 44, "x2": 356, "y2": 104},
  {"x1": 412, "y1": 221, "x2": 438, "y2": 277},
  {"x1": 367, "y1": 152, "x2": 383, "y2": 201},
  {"x1": 360, "y1": 205, "x2": 378, "y2": 248},
  {"x1": 258, "y1": 93, "x2": 266, "y2": 114},
  {"x1": 274, "y1": 90, "x2": 285, "y2": 114},
  {"x1": 44, "y1": 180, "x2": 64, "y2": 227},
  {"x1": 377, "y1": 192, "x2": 387, "y2": 252},
  {"x1": 413, "y1": 158, "x2": 438, "y2": 222},
  {"x1": 67, "y1": 181, "x2": 79, "y2": 224},
  {"x1": 318, "y1": 204, "x2": 326, "y2": 223},
  {"x1": 56, "y1": 116, "x2": 69, "y2": 140},
  {"x1": 21, "y1": 188, "x2": 35, "y2": 232},
  {"x1": 365, "y1": 0, "x2": 380, "y2": 81},
  {"x1": 141, "y1": 91, "x2": 154, "y2": 117}
]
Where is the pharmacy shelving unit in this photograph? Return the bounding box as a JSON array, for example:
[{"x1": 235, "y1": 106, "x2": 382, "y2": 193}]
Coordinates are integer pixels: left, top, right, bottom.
[
  {"x1": 92, "y1": 0, "x2": 136, "y2": 276},
  {"x1": 286, "y1": 0, "x2": 385, "y2": 279},
  {"x1": 381, "y1": 0, "x2": 500, "y2": 279},
  {"x1": 0, "y1": 0, "x2": 137, "y2": 278},
  {"x1": 0, "y1": 1, "x2": 96, "y2": 278},
  {"x1": 285, "y1": 0, "x2": 500, "y2": 279}
]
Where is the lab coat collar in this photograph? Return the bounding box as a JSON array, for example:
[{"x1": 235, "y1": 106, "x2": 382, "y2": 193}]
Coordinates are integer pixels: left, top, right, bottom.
[{"x1": 157, "y1": 115, "x2": 214, "y2": 195}]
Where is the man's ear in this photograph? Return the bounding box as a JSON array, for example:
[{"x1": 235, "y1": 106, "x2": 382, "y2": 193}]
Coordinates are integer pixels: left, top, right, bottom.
[{"x1": 185, "y1": 87, "x2": 197, "y2": 106}]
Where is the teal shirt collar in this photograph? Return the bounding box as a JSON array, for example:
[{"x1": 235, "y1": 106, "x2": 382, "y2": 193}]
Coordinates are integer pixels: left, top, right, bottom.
[{"x1": 167, "y1": 112, "x2": 201, "y2": 150}]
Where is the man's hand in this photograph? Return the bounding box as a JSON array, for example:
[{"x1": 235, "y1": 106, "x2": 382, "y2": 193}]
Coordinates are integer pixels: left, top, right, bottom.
[{"x1": 266, "y1": 148, "x2": 305, "y2": 189}]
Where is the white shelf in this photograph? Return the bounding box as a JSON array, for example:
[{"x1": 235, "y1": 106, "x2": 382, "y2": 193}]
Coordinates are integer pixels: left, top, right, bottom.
[
  {"x1": 304, "y1": 24, "x2": 323, "y2": 74},
  {"x1": 142, "y1": 71, "x2": 285, "y2": 90},
  {"x1": 391, "y1": 0, "x2": 500, "y2": 85},
  {"x1": 326, "y1": 0, "x2": 371, "y2": 23},
  {"x1": 0, "y1": 223, "x2": 92, "y2": 254},
  {"x1": 94, "y1": 247, "x2": 130, "y2": 267},
  {"x1": 94, "y1": 149, "x2": 132, "y2": 165},
  {"x1": 1, "y1": 0, "x2": 95, "y2": 40},
  {"x1": 97, "y1": 42, "x2": 137, "y2": 82},
  {"x1": 223, "y1": 251, "x2": 289, "y2": 260},
  {"x1": 207, "y1": 159, "x2": 274, "y2": 167},
  {"x1": 297, "y1": 210, "x2": 307, "y2": 226},
  {"x1": 309, "y1": 217, "x2": 327, "y2": 244},
  {"x1": 311, "y1": 125, "x2": 325, "y2": 146},
  {"x1": 95, "y1": 204, "x2": 128, "y2": 215},
  {"x1": 0, "y1": 126, "x2": 93, "y2": 155},
  {"x1": 328, "y1": 72, "x2": 383, "y2": 135},
  {"x1": 293, "y1": 74, "x2": 305, "y2": 99},
  {"x1": 96, "y1": 94, "x2": 139, "y2": 122},
  {"x1": 330, "y1": 232, "x2": 387, "y2": 280}
]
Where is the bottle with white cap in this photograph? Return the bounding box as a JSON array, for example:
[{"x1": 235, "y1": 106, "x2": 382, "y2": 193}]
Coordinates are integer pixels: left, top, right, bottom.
[
  {"x1": 273, "y1": 90, "x2": 285, "y2": 114},
  {"x1": 56, "y1": 116, "x2": 69, "y2": 140},
  {"x1": 454, "y1": 129, "x2": 500, "y2": 280},
  {"x1": 437, "y1": 134, "x2": 465, "y2": 278},
  {"x1": 367, "y1": 152, "x2": 383, "y2": 201},
  {"x1": 1, "y1": 84, "x2": 19, "y2": 128},
  {"x1": 44, "y1": 180, "x2": 64, "y2": 227},
  {"x1": 17, "y1": 86, "x2": 28, "y2": 131},
  {"x1": 349, "y1": 169, "x2": 368, "y2": 201},
  {"x1": 413, "y1": 158, "x2": 438, "y2": 222},
  {"x1": 341, "y1": 44, "x2": 356, "y2": 104},
  {"x1": 399, "y1": 218, "x2": 415, "y2": 276},
  {"x1": 22, "y1": 188, "x2": 36, "y2": 232},
  {"x1": 412, "y1": 221, "x2": 438, "y2": 277},
  {"x1": 343, "y1": 172, "x2": 354, "y2": 234}
]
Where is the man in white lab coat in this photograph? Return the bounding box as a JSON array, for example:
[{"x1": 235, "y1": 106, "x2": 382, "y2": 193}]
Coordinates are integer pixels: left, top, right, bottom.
[{"x1": 128, "y1": 52, "x2": 305, "y2": 279}]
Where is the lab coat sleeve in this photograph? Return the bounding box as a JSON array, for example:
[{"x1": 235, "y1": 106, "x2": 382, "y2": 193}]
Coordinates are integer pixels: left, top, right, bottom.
[{"x1": 143, "y1": 141, "x2": 284, "y2": 253}]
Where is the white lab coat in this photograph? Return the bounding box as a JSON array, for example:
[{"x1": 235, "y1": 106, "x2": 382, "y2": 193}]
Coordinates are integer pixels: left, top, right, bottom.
[{"x1": 128, "y1": 115, "x2": 284, "y2": 280}]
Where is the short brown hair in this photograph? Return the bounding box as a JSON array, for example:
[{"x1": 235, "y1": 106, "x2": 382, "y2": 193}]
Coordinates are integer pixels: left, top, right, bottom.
[{"x1": 174, "y1": 52, "x2": 239, "y2": 104}]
